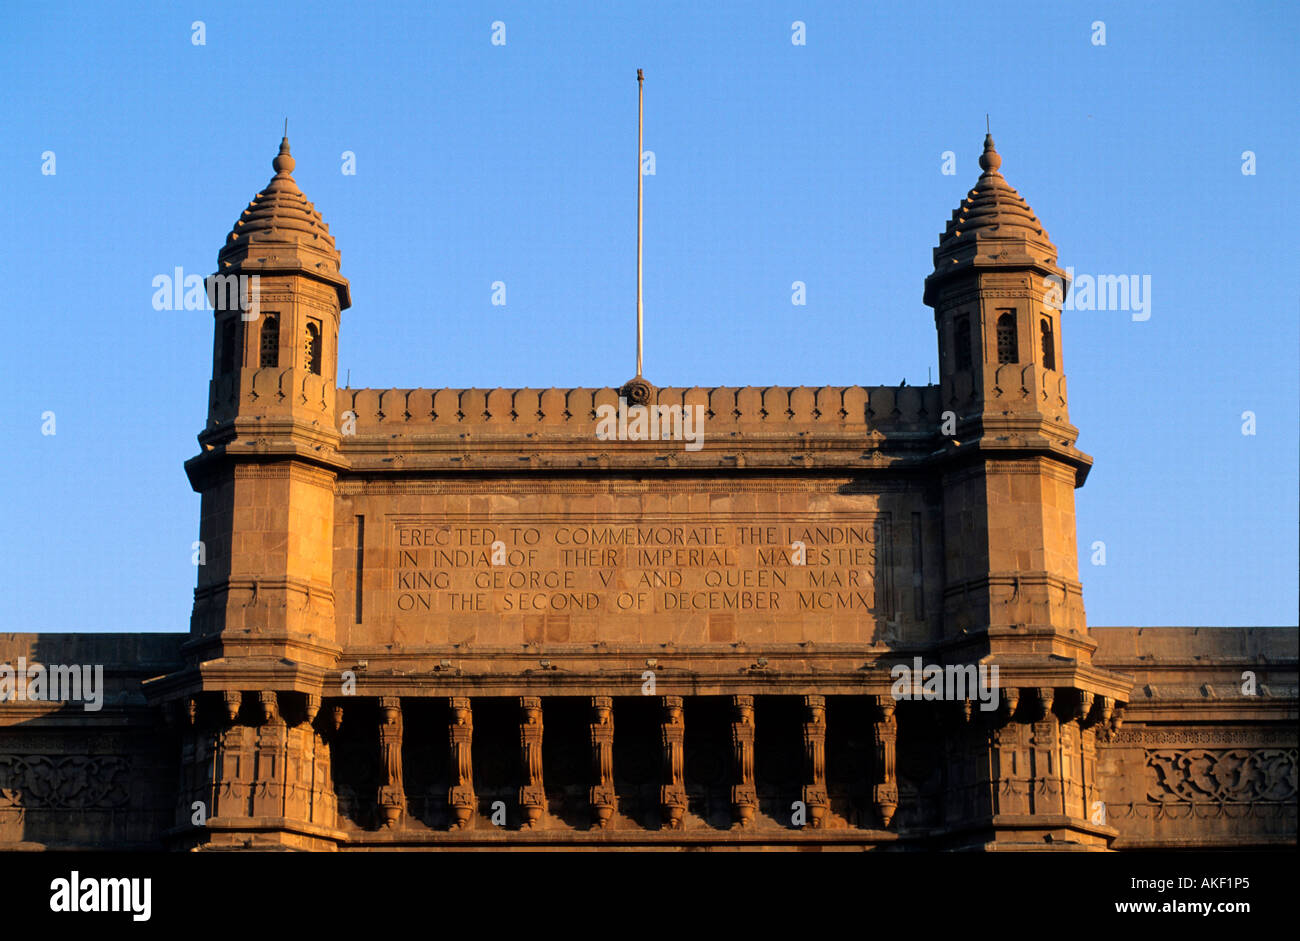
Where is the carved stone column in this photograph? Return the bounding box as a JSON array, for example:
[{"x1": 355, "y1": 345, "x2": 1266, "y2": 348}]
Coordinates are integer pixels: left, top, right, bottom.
[
  {"x1": 1059, "y1": 717, "x2": 1082, "y2": 818},
  {"x1": 872, "y1": 695, "x2": 898, "y2": 828},
  {"x1": 174, "y1": 699, "x2": 197, "y2": 829},
  {"x1": 448, "y1": 697, "x2": 475, "y2": 830},
  {"x1": 377, "y1": 697, "x2": 405, "y2": 829},
  {"x1": 989, "y1": 687, "x2": 1027, "y2": 816},
  {"x1": 211, "y1": 691, "x2": 248, "y2": 818},
  {"x1": 1079, "y1": 719, "x2": 1099, "y2": 824},
  {"x1": 282, "y1": 695, "x2": 315, "y2": 823},
  {"x1": 589, "y1": 696, "x2": 616, "y2": 828},
  {"x1": 802, "y1": 694, "x2": 829, "y2": 828},
  {"x1": 1029, "y1": 687, "x2": 1060, "y2": 816},
  {"x1": 251, "y1": 691, "x2": 286, "y2": 818},
  {"x1": 730, "y1": 694, "x2": 758, "y2": 828},
  {"x1": 659, "y1": 695, "x2": 687, "y2": 829},
  {"x1": 519, "y1": 697, "x2": 545, "y2": 829},
  {"x1": 304, "y1": 694, "x2": 336, "y2": 828}
]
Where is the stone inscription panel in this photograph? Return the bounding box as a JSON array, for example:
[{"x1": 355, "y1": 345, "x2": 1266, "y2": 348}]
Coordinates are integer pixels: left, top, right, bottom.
[{"x1": 375, "y1": 512, "x2": 893, "y2": 646}]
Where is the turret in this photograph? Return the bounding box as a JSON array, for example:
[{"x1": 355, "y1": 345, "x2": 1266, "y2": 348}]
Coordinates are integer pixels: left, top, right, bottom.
[
  {"x1": 924, "y1": 135, "x2": 1093, "y2": 654},
  {"x1": 184, "y1": 137, "x2": 348, "y2": 668},
  {"x1": 204, "y1": 136, "x2": 350, "y2": 437}
]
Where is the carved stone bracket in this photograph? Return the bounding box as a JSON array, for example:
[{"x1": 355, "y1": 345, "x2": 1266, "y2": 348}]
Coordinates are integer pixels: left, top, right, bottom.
[
  {"x1": 872, "y1": 695, "x2": 898, "y2": 828},
  {"x1": 1036, "y1": 687, "x2": 1055, "y2": 722},
  {"x1": 802, "y1": 695, "x2": 829, "y2": 828},
  {"x1": 1095, "y1": 698, "x2": 1124, "y2": 743},
  {"x1": 448, "y1": 697, "x2": 475, "y2": 829},
  {"x1": 1002, "y1": 687, "x2": 1020, "y2": 725},
  {"x1": 377, "y1": 697, "x2": 404, "y2": 829},
  {"x1": 222, "y1": 691, "x2": 242, "y2": 724},
  {"x1": 519, "y1": 697, "x2": 545, "y2": 829},
  {"x1": 731, "y1": 695, "x2": 758, "y2": 828},
  {"x1": 257, "y1": 690, "x2": 280, "y2": 725},
  {"x1": 659, "y1": 696, "x2": 687, "y2": 830},
  {"x1": 1098, "y1": 696, "x2": 1113, "y2": 728},
  {"x1": 1077, "y1": 690, "x2": 1094, "y2": 724},
  {"x1": 589, "y1": 696, "x2": 616, "y2": 828}
]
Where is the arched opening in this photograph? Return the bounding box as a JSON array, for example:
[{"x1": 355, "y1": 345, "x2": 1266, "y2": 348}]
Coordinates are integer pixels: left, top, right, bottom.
[
  {"x1": 1040, "y1": 317, "x2": 1056, "y2": 370},
  {"x1": 259, "y1": 315, "x2": 279, "y2": 368},
  {"x1": 996, "y1": 312, "x2": 1017, "y2": 364},
  {"x1": 954, "y1": 316, "x2": 972, "y2": 371},
  {"x1": 305, "y1": 321, "x2": 322, "y2": 375},
  {"x1": 219, "y1": 318, "x2": 237, "y2": 374}
]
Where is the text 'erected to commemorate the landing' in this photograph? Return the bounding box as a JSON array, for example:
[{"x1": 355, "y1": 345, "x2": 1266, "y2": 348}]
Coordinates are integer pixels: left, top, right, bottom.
[{"x1": 388, "y1": 519, "x2": 882, "y2": 616}]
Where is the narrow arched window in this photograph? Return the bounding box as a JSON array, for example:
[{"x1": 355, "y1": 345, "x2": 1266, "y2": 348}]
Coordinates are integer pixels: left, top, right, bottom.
[
  {"x1": 955, "y1": 316, "x2": 972, "y2": 371},
  {"x1": 220, "y1": 318, "x2": 237, "y2": 374},
  {"x1": 305, "y1": 321, "x2": 322, "y2": 375},
  {"x1": 1040, "y1": 317, "x2": 1055, "y2": 370},
  {"x1": 996, "y1": 311, "x2": 1018, "y2": 364},
  {"x1": 259, "y1": 315, "x2": 279, "y2": 368}
]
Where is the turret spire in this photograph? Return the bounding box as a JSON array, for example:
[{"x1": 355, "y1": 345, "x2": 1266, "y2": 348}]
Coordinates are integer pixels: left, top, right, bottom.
[
  {"x1": 272, "y1": 135, "x2": 295, "y2": 178},
  {"x1": 978, "y1": 132, "x2": 1001, "y2": 174}
]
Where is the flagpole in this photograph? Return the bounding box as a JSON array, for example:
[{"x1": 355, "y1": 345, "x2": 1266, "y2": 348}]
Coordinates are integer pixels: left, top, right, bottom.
[{"x1": 636, "y1": 68, "x2": 644, "y2": 378}]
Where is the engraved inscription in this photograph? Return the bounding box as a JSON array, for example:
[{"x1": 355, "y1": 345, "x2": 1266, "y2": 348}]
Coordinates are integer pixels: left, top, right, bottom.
[{"x1": 387, "y1": 516, "x2": 883, "y2": 619}]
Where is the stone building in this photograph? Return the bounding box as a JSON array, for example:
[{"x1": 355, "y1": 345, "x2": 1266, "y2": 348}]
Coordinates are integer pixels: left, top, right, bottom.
[{"x1": 0, "y1": 135, "x2": 1294, "y2": 851}]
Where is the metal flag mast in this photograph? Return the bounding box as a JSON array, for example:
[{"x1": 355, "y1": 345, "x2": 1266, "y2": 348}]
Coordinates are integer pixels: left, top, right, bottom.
[{"x1": 636, "y1": 68, "x2": 644, "y2": 379}]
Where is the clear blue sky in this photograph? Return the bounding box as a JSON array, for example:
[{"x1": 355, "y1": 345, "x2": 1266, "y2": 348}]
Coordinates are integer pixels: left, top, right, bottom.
[{"x1": 1, "y1": 0, "x2": 1295, "y2": 632}]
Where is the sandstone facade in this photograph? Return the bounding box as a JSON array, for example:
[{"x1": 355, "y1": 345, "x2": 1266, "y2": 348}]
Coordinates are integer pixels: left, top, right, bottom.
[{"x1": 1, "y1": 136, "x2": 1294, "y2": 851}]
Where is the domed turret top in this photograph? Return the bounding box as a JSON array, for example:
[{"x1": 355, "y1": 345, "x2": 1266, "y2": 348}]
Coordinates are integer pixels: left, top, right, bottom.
[
  {"x1": 216, "y1": 134, "x2": 350, "y2": 309},
  {"x1": 221, "y1": 135, "x2": 338, "y2": 258},
  {"x1": 923, "y1": 133, "x2": 1063, "y2": 305},
  {"x1": 937, "y1": 134, "x2": 1049, "y2": 251}
]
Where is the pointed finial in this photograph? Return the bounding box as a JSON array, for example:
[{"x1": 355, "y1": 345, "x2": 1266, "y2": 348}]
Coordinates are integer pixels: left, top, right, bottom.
[
  {"x1": 986, "y1": 113, "x2": 989, "y2": 133},
  {"x1": 273, "y1": 132, "x2": 295, "y2": 176},
  {"x1": 978, "y1": 130, "x2": 1001, "y2": 174}
]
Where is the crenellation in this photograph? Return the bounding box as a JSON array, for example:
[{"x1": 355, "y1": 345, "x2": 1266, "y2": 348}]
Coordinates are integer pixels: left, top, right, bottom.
[{"x1": 331, "y1": 383, "x2": 938, "y2": 439}]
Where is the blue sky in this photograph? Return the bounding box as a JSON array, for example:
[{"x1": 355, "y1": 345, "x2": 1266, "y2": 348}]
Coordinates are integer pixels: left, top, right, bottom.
[{"x1": 1, "y1": 0, "x2": 1295, "y2": 632}]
